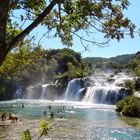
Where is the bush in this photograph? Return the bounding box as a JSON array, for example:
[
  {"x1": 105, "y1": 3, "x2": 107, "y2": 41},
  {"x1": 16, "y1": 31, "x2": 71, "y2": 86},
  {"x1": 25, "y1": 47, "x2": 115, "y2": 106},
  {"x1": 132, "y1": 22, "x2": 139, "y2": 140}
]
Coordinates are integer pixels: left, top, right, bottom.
[
  {"x1": 135, "y1": 78, "x2": 140, "y2": 91},
  {"x1": 116, "y1": 96, "x2": 140, "y2": 118},
  {"x1": 116, "y1": 100, "x2": 125, "y2": 112},
  {"x1": 124, "y1": 96, "x2": 132, "y2": 104},
  {"x1": 124, "y1": 80, "x2": 135, "y2": 94},
  {"x1": 122, "y1": 105, "x2": 136, "y2": 117},
  {"x1": 131, "y1": 97, "x2": 140, "y2": 117}
]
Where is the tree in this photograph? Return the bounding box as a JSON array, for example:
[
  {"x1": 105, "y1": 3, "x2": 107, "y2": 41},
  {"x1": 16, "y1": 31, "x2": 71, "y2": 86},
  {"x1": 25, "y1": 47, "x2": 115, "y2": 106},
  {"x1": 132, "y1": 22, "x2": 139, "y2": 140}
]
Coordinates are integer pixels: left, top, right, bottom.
[
  {"x1": 0, "y1": 0, "x2": 136, "y2": 66},
  {"x1": 0, "y1": 43, "x2": 46, "y2": 79}
]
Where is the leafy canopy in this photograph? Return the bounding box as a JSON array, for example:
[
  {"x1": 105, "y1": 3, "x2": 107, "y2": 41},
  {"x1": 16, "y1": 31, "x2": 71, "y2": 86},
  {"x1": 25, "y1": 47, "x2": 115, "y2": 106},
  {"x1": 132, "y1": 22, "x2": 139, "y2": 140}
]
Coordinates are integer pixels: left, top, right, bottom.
[{"x1": 7, "y1": 0, "x2": 135, "y2": 47}]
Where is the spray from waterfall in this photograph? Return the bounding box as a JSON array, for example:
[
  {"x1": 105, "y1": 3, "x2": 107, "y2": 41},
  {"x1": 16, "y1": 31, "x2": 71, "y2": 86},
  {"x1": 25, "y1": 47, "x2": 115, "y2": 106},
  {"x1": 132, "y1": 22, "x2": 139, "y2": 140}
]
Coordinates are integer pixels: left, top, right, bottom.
[
  {"x1": 63, "y1": 73, "x2": 133, "y2": 105},
  {"x1": 15, "y1": 86, "x2": 23, "y2": 99},
  {"x1": 40, "y1": 84, "x2": 49, "y2": 99}
]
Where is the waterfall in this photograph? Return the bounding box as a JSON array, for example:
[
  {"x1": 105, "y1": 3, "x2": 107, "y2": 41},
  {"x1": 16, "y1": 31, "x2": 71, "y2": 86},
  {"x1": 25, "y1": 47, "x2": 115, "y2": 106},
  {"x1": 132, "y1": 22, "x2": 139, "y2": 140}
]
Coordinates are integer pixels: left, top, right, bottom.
[
  {"x1": 25, "y1": 86, "x2": 35, "y2": 99},
  {"x1": 63, "y1": 74, "x2": 132, "y2": 105},
  {"x1": 15, "y1": 86, "x2": 23, "y2": 99},
  {"x1": 24, "y1": 83, "x2": 61, "y2": 100},
  {"x1": 40, "y1": 84, "x2": 49, "y2": 99},
  {"x1": 23, "y1": 72, "x2": 132, "y2": 104},
  {"x1": 82, "y1": 86, "x2": 127, "y2": 104},
  {"x1": 64, "y1": 79, "x2": 84, "y2": 101},
  {"x1": 113, "y1": 77, "x2": 133, "y2": 86}
]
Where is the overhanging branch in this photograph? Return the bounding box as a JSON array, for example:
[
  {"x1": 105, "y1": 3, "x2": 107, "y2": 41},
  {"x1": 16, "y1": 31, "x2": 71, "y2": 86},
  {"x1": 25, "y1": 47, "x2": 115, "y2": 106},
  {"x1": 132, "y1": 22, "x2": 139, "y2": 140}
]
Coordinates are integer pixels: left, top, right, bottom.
[{"x1": 8, "y1": 0, "x2": 58, "y2": 51}]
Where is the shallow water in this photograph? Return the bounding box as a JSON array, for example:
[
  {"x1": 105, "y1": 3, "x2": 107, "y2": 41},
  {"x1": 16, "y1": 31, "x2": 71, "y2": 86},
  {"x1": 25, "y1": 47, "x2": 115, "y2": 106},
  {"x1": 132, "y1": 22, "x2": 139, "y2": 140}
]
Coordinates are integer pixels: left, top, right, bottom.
[{"x1": 0, "y1": 99, "x2": 140, "y2": 140}]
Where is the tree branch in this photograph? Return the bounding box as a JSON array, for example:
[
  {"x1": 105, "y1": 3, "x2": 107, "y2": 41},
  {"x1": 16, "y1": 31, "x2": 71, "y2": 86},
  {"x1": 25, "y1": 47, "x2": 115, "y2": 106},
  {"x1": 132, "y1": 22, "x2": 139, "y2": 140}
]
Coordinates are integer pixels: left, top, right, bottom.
[{"x1": 8, "y1": 0, "x2": 58, "y2": 51}]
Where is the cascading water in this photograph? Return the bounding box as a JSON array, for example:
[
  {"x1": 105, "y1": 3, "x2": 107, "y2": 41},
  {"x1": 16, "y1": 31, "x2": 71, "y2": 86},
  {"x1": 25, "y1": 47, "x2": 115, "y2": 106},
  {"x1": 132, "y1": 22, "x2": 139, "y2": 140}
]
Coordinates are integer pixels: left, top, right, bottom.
[
  {"x1": 40, "y1": 84, "x2": 49, "y2": 99},
  {"x1": 64, "y1": 79, "x2": 84, "y2": 101},
  {"x1": 15, "y1": 86, "x2": 23, "y2": 99},
  {"x1": 22, "y1": 73, "x2": 133, "y2": 104},
  {"x1": 113, "y1": 77, "x2": 133, "y2": 86},
  {"x1": 63, "y1": 73, "x2": 132, "y2": 105},
  {"x1": 24, "y1": 83, "x2": 61, "y2": 100},
  {"x1": 82, "y1": 86, "x2": 127, "y2": 104},
  {"x1": 25, "y1": 86, "x2": 35, "y2": 99}
]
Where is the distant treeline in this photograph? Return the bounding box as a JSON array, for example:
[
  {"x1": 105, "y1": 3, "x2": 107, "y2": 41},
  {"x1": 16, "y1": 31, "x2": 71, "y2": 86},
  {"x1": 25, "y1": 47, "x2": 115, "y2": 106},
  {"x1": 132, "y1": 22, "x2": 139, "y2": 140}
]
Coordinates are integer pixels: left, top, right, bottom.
[{"x1": 83, "y1": 52, "x2": 140, "y2": 76}]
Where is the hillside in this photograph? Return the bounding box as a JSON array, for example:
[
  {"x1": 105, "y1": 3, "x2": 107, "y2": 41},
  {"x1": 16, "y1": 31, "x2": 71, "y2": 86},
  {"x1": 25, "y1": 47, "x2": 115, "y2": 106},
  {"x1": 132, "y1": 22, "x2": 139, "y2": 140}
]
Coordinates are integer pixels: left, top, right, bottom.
[
  {"x1": 84, "y1": 54, "x2": 134, "y2": 65},
  {"x1": 83, "y1": 53, "x2": 135, "y2": 71}
]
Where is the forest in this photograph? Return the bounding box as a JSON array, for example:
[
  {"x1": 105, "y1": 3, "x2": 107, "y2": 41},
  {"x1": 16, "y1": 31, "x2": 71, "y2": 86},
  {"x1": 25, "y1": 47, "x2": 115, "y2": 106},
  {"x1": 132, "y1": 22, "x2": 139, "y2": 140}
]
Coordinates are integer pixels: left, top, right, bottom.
[{"x1": 0, "y1": 44, "x2": 89, "y2": 100}]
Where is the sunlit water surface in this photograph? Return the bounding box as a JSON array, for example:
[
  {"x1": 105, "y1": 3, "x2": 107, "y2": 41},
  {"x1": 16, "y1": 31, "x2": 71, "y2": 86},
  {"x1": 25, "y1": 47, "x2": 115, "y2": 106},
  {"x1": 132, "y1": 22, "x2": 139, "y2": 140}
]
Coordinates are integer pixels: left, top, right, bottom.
[{"x1": 0, "y1": 99, "x2": 140, "y2": 140}]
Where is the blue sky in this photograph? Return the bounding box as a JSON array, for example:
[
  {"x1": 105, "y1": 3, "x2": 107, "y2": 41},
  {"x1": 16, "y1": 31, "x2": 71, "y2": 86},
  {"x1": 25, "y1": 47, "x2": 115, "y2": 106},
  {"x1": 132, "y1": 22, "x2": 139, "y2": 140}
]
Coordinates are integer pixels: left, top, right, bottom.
[{"x1": 17, "y1": 0, "x2": 140, "y2": 58}]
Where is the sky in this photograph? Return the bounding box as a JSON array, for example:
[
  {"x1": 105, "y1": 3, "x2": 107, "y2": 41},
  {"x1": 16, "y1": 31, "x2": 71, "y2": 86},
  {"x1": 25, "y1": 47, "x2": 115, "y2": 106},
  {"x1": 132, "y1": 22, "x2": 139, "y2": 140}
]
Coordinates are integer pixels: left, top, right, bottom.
[{"x1": 15, "y1": 0, "x2": 140, "y2": 58}]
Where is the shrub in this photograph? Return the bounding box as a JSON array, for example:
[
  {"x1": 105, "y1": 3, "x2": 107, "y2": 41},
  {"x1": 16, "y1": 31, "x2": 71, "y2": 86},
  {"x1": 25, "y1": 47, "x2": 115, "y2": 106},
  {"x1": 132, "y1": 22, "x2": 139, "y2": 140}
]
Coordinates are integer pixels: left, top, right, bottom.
[
  {"x1": 124, "y1": 80, "x2": 135, "y2": 94},
  {"x1": 116, "y1": 100, "x2": 125, "y2": 112},
  {"x1": 116, "y1": 95, "x2": 140, "y2": 118},
  {"x1": 131, "y1": 97, "x2": 140, "y2": 117},
  {"x1": 122, "y1": 105, "x2": 136, "y2": 117},
  {"x1": 124, "y1": 96, "x2": 132, "y2": 104}
]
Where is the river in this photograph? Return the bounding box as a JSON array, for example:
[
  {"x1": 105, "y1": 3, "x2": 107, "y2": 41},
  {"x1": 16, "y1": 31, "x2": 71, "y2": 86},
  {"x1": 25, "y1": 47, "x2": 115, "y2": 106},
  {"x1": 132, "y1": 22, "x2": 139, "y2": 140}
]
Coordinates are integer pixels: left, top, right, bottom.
[{"x1": 0, "y1": 99, "x2": 140, "y2": 140}]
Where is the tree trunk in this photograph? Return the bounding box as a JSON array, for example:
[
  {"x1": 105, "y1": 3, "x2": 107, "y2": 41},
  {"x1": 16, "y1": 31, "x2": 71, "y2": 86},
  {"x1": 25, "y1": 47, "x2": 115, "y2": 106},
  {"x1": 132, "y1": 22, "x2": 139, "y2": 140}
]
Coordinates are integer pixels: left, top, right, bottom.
[
  {"x1": 0, "y1": 44, "x2": 8, "y2": 66},
  {"x1": 0, "y1": 0, "x2": 10, "y2": 66},
  {"x1": 0, "y1": 0, "x2": 9, "y2": 44}
]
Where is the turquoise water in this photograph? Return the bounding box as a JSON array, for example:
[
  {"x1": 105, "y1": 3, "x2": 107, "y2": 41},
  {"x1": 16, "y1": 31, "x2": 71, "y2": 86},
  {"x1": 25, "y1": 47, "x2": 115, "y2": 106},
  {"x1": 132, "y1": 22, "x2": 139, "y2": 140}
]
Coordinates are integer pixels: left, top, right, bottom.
[{"x1": 0, "y1": 99, "x2": 140, "y2": 139}]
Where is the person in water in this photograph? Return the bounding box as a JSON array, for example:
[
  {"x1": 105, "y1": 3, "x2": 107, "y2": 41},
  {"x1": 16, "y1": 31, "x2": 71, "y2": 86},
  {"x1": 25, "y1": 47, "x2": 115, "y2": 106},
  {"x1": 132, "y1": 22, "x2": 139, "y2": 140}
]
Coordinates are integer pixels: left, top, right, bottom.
[
  {"x1": 21, "y1": 103, "x2": 24, "y2": 108},
  {"x1": 50, "y1": 112, "x2": 54, "y2": 119},
  {"x1": 1, "y1": 111, "x2": 7, "y2": 121},
  {"x1": 44, "y1": 110, "x2": 47, "y2": 116}
]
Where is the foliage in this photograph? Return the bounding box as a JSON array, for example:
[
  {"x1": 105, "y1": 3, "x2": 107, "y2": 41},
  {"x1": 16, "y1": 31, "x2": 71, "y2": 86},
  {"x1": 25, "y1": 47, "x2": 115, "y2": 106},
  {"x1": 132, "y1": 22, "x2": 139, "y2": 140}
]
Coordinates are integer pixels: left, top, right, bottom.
[
  {"x1": 116, "y1": 100, "x2": 125, "y2": 112},
  {"x1": 127, "y1": 52, "x2": 140, "y2": 77},
  {"x1": 0, "y1": 46, "x2": 88, "y2": 98},
  {"x1": 122, "y1": 105, "x2": 136, "y2": 117},
  {"x1": 116, "y1": 96, "x2": 140, "y2": 118},
  {"x1": 39, "y1": 119, "x2": 49, "y2": 135},
  {"x1": 45, "y1": 48, "x2": 89, "y2": 86},
  {"x1": 38, "y1": 119, "x2": 49, "y2": 140},
  {"x1": 135, "y1": 78, "x2": 140, "y2": 91},
  {"x1": 22, "y1": 129, "x2": 32, "y2": 140},
  {"x1": 0, "y1": 43, "x2": 45, "y2": 80},
  {"x1": 22, "y1": 120, "x2": 50, "y2": 140},
  {"x1": 0, "y1": 0, "x2": 136, "y2": 66},
  {"x1": 124, "y1": 80, "x2": 135, "y2": 93},
  {"x1": 0, "y1": 77, "x2": 17, "y2": 100},
  {"x1": 132, "y1": 97, "x2": 140, "y2": 117},
  {"x1": 84, "y1": 52, "x2": 140, "y2": 81},
  {"x1": 83, "y1": 54, "x2": 134, "y2": 72}
]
